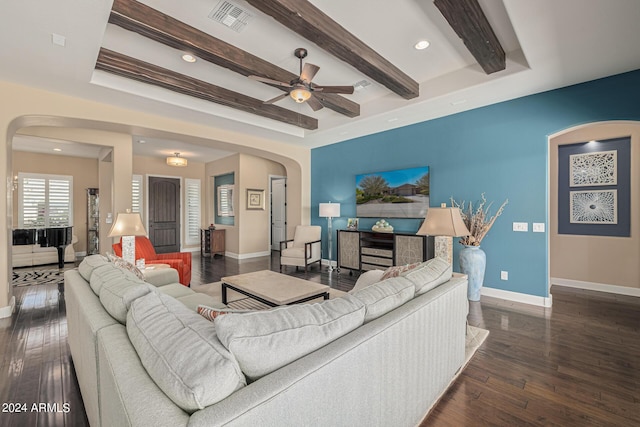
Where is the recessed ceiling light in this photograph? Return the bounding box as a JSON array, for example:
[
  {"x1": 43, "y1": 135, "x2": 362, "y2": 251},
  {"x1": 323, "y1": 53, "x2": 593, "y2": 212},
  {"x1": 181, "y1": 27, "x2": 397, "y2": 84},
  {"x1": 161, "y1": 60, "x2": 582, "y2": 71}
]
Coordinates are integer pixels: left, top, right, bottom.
[
  {"x1": 414, "y1": 40, "x2": 430, "y2": 50},
  {"x1": 138, "y1": 139, "x2": 146, "y2": 144},
  {"x1": 53, "y1": 148, "x2": 62, "y2": 152},
  {"x1": 182, "y1": 54, "x2": 197, "y2": 63},
  {"x1": 387, "y1": 118, "x2": 399, "y2": 123}
]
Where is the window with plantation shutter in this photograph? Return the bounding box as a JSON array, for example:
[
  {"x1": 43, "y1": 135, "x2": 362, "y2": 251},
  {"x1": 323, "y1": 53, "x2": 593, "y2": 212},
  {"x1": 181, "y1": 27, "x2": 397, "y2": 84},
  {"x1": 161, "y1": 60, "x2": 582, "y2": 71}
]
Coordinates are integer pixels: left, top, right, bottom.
[
  {"x1": 132, "y1": 174, "x2": 143, "y2": 216},
  {"x1": 18, "y1": 173, "x2": 73, "y2": 228},
  {"x1": 185, "y1": 178, "x2": 201, "y2": 245}
]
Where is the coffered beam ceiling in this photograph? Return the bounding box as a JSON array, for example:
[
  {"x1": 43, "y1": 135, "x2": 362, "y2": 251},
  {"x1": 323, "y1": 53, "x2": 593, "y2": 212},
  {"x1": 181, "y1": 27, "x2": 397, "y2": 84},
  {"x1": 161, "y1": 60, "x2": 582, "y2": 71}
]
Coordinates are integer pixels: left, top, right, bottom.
[
  {"x1": 108, "y1": 0, "x2": 359, "y2": 118},
  {"x1": 434, "y1": 0, "x2": 506, "y2": 74},
  {"x1": 244, "y1": 0, "x2": 420, "y2": 100},
  {"x1": 95, "y1": 48, "x2": 318, "y2": 130}
]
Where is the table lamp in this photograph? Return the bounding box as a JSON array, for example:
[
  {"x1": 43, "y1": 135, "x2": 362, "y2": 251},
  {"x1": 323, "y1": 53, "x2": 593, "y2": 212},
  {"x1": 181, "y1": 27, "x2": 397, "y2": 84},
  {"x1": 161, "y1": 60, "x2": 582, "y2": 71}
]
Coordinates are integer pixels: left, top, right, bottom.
[
  {"x1": 107, "y1": 209, "x2": 147, "y2": 265},
  {"x1": 416, "y1": 203, "x2": 470, "y2": 264},
  {"x1": 319, "y1": 202, "x2": 340, "y2": 272}
]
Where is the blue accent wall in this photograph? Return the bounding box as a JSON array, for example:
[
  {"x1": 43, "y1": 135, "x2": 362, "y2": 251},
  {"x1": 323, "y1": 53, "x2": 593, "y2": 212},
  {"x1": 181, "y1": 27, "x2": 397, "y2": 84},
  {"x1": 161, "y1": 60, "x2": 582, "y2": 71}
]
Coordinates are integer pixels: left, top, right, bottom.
[{"x1": 311, "y1": 69, "x2": 640, "y2": 298}]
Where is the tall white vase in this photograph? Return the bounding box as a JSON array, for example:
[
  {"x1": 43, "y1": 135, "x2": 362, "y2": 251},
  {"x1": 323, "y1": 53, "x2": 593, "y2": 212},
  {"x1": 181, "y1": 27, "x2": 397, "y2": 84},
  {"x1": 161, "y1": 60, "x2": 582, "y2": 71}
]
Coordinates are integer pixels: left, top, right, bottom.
[{"x1": 459, "y1": 245, "x2": 486, "y2": 301}]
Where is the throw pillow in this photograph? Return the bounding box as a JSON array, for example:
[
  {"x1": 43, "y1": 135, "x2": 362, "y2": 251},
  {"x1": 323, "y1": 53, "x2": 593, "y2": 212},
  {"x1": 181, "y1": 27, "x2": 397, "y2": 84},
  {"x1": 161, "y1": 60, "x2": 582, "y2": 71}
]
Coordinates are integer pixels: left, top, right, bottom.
[
  {"x1": 350, "y1": 269, "x2": 385, "y2": 293},
  {"x1": 350, "y1": 277, "x2": 415, "y2": 323},
  {"x1": 380, "y1": 262, "x2": 421, "y2": 281},
  {"x1": 107, "y1": 253, "x2": 145, "y2": 280},
  {"x1": 401, "y1": 257, "x2": 452, "y2": 295},
  {"x1": 197, "y1": 305, "x2": 251, "y2": 321}
]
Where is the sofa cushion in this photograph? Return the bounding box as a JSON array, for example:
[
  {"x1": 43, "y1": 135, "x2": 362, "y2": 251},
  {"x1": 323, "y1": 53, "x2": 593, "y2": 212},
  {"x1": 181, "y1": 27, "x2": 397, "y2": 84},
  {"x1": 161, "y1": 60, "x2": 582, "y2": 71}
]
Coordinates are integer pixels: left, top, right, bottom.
[
  {"x1": 98, "y1": 271, "x2": 153, "y2": 324},
  {"x1": 78, "y1": 254, "x2": 110, "y2": 282},
  {"x1": 350, "y1": 277, "x2": 415, "y2": 323},
  {"x1": 127, "y1": 292, "x2": 246, "y2": 413},
  {"x1": 176, "y1": 293, "x2": 226, "y2": 312},
  {"x1": 157, "y1": 283, "x2": 194, "y2": 299},
  {"x1": 89, "y1": 263, "x2": 127, "y2": 296},
  {"x1": 215, "y1": 294, "x2": 365, "y2": 380},
  {"x1": 280, "y1": 246, "x2": 305, "y2": 258},
  {"x1": 350, "y1": 269, "x2": 385, "y2": 292},
  {"x1": 12, "y1": 245, "x2": 32, "y2": 254},
  {"x1": 141, "y1": 267, "x2": 180, "y2": 287},
  {"x1": 401, "y1": 257, "x2": 452, "y2": 295}
]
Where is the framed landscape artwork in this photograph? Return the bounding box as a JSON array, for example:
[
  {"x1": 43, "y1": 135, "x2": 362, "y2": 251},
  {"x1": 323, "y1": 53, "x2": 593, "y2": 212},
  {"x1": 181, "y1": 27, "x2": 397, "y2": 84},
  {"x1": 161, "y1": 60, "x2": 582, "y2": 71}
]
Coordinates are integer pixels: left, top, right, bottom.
[{"x1": 356, "y1": 166, "x2": 430, "y2": 218}]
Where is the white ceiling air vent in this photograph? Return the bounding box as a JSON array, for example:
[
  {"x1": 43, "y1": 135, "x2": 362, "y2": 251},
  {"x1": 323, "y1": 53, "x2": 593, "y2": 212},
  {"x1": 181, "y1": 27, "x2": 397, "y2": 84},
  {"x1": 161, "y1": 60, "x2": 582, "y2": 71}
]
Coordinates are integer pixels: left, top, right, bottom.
[{"x1": 209, "y1": 1, "x2": 253, "y2": 33}]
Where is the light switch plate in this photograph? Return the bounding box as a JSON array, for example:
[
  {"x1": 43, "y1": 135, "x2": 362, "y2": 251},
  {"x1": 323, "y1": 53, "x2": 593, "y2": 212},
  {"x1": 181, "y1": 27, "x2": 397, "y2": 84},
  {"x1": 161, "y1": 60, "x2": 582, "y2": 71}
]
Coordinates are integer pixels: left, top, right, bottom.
[
  {"x1": 513, "y1": 222, "x2": 528, "y2": 232},
  {"x1": 533, "y1": 223, "x2": 545, "y2": 233}
]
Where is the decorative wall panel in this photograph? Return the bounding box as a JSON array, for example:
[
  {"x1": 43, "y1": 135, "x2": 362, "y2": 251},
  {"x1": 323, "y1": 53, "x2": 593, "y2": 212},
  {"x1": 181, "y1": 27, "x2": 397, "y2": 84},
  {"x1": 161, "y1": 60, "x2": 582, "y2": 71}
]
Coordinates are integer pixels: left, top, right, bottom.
[{"x1": 570, "y1": 150, "x2": 617, "y2": 187}]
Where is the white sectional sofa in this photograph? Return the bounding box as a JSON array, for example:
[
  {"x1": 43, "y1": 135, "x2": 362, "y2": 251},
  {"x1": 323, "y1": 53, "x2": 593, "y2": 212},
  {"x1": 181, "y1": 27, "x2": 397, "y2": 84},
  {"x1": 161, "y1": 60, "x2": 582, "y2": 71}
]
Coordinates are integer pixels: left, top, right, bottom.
[{"x1": 65, "y1": 255, "x2": 468, "y2": 427}]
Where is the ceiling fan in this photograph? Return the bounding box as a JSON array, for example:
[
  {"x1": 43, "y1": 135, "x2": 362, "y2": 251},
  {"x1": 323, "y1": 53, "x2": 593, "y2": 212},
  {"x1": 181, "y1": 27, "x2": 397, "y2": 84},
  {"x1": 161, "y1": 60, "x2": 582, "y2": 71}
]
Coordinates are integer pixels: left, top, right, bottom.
[{"x1": 249, "y1": 48, "x2": 354, "y2": 111}]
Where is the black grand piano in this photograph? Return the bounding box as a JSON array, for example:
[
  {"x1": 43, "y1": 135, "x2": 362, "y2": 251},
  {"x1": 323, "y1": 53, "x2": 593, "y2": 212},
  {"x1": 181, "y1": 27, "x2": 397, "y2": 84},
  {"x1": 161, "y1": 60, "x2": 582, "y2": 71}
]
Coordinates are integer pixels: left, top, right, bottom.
[{"x1": 13, "y1": 227, "x2": 73, "y2": 268}]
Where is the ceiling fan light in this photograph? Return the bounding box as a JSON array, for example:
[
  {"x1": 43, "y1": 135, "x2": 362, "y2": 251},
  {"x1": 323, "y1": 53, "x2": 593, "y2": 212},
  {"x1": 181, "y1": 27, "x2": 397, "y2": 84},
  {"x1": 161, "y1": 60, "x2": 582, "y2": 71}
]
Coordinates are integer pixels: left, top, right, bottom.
[
  {"x1": 166, "y1": 152, "x2": 188, "y2": 167},
  {"x1": 290, "y1": 87, "x2": 311, "y2": 103}
]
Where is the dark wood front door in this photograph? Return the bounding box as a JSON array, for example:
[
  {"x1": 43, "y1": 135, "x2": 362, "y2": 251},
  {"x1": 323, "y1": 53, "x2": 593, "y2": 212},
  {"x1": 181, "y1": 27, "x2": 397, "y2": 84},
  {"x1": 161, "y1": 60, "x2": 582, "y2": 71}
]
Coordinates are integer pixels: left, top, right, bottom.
[{"x1": 148, "y1": 177, "x2": 180, "y2": 253}]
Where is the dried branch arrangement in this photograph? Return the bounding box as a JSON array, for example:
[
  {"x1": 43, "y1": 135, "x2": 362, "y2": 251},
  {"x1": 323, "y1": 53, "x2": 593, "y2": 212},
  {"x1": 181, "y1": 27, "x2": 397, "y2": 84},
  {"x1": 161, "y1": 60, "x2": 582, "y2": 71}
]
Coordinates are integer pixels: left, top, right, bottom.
[{"x1": 450, "y1": 193, "x2": 508, "y2": 246}]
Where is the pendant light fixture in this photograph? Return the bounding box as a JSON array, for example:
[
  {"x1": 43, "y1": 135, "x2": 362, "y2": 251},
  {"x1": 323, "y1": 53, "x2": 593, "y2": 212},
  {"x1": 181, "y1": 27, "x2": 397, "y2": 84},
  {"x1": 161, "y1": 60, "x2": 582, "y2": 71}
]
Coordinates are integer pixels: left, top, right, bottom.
[{"x1": 166, "y1": 152, "x2": 188, "y2": 167}]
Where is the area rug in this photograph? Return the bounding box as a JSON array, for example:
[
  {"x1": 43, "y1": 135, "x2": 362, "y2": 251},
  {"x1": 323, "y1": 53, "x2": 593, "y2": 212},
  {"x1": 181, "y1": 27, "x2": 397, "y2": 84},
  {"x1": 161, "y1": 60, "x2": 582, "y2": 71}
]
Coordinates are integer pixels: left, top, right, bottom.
[{"x1": 12, "y1": 269, "x2": 63, "y2": 287}]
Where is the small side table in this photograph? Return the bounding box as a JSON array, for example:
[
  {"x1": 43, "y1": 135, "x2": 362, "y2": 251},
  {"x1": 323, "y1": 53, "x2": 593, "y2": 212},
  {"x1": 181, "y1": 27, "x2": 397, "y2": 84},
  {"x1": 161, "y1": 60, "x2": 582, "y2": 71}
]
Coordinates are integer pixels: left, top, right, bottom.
[{"x1": 201, "y1": 228, "x2": 226, "y2": 257}]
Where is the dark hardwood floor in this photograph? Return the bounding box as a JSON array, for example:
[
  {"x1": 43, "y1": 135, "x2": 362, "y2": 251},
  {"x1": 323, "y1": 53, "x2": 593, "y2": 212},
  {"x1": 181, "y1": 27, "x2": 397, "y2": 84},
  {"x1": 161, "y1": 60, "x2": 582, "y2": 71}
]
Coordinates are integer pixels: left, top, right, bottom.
[{"x1": 1, "y1": 254, "x2": 638, "y2": 426}]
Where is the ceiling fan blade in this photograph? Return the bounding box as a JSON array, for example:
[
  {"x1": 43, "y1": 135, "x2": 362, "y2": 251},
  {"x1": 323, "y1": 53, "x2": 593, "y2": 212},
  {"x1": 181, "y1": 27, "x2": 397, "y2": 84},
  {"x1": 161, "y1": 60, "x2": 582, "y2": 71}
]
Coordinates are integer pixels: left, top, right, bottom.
[
  {"x1": 300, "y1": 63, "x2": 320, "y2": 83},
  {"x1": 313, "y1": 85, "x2": 355, "y2": 94},
  {"x1": 263, "y1": 92, "x2": 289, "y2": 104},
  {"x1": 248, "y1": 75, "x2": 292, "y2": 88},
  {"x1": 306, "y1": 95, "x2": 324, "y2": 112}
]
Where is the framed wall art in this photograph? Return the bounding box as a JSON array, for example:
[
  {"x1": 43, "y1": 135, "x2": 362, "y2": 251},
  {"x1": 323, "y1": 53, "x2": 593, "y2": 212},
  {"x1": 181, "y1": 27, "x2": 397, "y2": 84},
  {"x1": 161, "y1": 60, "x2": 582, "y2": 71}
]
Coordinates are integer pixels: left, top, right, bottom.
[
  {"x1": 558, "y1": 137, "x2": 630, "y2": 237},
  {"x1": 246, "y1": 188, "x2": 265, "y2": 210},
  {"x1": 569, "y1": 150, "x2": 617, "y2": 187},
  {"x1": 569, "y1": 190, "x2": 617, "y2": 224}
]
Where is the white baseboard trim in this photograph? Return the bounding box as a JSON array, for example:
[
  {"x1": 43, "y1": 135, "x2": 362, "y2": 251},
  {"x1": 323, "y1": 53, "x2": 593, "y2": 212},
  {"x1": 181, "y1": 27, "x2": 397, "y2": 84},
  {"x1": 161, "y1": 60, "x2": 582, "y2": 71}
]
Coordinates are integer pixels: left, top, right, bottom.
[
  {"x1": 0, "y1": 296, "x2": 16, "y2": 319},
  {"x1": 321, "y1": 259, "x2": 337, "y2": 268},
  {"x1": 482, "y1": 286, "x2": 553, "y2": 308},
  {"x1": 551, "y1": 277, "x2": 640, "y2": 297},
  {"x1": 225, "y1": 250, "x2": 271, "y2": 260}
]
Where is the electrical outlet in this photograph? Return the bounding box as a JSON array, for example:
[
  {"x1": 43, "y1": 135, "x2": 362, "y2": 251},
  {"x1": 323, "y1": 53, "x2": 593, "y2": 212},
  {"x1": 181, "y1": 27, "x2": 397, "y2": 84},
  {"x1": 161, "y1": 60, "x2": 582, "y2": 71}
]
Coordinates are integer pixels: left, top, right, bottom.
[
  {"x1": 513, "y1": 222, "x2": 528, "y2": 232},
  {"x1": 533, "y1": 223, "x2": 545, "y2": 233},
  {"x1": 500, "y1": 271, "x2": 508, "y2": 280}
]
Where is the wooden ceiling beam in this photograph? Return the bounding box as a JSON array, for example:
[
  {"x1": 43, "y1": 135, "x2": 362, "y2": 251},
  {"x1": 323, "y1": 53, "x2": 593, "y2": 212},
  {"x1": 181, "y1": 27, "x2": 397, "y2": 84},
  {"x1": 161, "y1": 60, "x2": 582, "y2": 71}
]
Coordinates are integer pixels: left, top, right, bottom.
[
  {"x1": 108, "y1": 0, "x2": 359, "y2": 118},
  {"x1": 434, "y1": 0, "x2": 506, "y2": 74},
  {"x1": 95, "y1": 48, "x2": 318, "y2": 130},
  {"x1": 244, "y1": 0, "x2": 419, "y2": 100}
]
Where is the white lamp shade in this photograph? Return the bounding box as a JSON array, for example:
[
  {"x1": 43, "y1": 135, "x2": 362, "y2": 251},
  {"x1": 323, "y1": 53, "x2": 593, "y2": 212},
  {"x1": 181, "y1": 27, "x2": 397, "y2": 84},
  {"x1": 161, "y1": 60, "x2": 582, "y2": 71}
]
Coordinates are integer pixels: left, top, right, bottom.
[
  {"x1": 319, "y1": 202, "x2": 341, "y2": 218},
  {"x1": 416, "y1": 207, "x2": 469, "y2": 237},
  {"x1": 108, "y1": 212, "x2": 147, "y2": 237}
]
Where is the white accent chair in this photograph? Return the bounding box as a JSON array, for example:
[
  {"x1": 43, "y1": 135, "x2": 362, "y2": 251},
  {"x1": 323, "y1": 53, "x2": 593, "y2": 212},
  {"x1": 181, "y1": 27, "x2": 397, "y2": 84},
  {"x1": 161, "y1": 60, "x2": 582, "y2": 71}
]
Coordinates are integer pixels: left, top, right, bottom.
[{"x1": 279, "y1": 225, "x2": 322, "y2": 273}]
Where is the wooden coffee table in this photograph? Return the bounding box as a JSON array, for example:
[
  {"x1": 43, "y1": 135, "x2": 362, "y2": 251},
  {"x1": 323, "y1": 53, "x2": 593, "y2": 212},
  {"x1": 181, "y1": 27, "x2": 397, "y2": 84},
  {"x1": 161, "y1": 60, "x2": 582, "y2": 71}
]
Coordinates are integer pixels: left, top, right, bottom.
[{"x1": 221, "y1": 270, "x2": 330, "y2": 307}]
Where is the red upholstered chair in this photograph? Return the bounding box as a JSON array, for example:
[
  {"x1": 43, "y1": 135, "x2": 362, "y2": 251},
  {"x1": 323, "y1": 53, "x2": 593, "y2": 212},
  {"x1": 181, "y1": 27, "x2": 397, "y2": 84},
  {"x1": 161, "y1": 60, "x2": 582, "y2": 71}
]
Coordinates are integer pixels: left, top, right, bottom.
[{"x1": 112, "y1": 236, "x2": 192, "y2": 287}]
